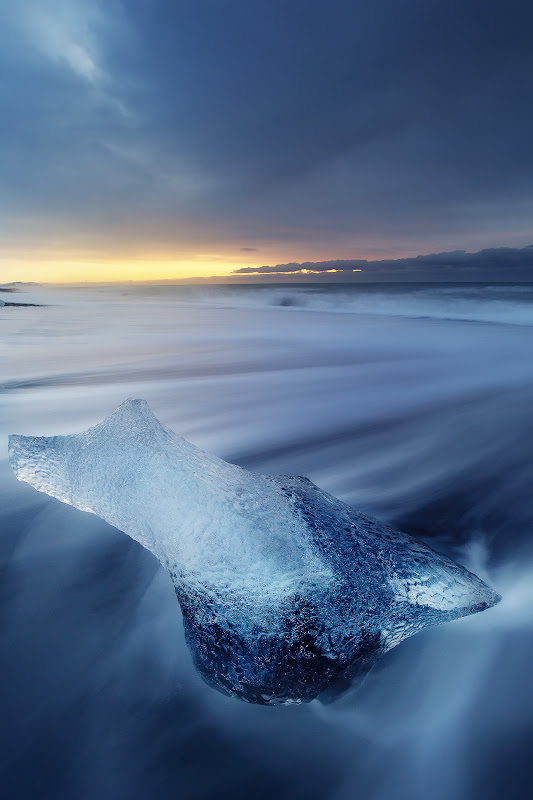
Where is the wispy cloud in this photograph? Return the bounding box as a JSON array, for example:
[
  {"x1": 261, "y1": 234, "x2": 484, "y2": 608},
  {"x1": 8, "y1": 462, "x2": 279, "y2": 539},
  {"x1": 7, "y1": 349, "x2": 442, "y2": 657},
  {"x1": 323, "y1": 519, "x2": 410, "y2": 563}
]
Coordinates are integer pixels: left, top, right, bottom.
[
  {"x1": 19, "y1": 0, "x2": 103, "y2": 84},
  {"x1": 8, "y1": 0, "x2": 133, "y2": 122}
]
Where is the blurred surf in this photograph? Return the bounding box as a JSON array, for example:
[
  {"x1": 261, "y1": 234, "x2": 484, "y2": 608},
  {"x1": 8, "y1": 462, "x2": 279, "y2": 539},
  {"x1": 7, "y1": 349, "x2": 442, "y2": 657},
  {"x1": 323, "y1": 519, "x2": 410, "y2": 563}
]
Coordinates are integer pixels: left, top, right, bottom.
[{"x1": 1, "y1": 282, "x2": 532, "y2": 799}]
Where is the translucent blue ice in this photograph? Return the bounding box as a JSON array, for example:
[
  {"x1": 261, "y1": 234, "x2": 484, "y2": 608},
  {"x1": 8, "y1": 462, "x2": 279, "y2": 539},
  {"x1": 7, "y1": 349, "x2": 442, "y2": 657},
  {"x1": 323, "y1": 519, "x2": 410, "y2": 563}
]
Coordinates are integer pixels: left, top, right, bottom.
[{"x1": 8, "y1": 399, "x2": 500, "y2": 704}]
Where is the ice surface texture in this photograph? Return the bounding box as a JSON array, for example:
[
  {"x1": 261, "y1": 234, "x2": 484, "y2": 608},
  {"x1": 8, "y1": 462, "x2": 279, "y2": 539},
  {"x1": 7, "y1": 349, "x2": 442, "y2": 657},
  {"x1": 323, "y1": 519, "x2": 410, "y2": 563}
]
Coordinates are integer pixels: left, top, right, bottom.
[{"x1": 8, "y1": 399, "x2": 500, "y2": 705}]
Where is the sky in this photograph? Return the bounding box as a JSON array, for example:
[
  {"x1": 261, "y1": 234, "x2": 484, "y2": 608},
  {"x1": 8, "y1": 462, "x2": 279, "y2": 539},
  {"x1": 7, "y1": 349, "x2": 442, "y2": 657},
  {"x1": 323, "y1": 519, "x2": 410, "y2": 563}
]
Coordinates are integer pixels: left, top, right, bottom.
[{"x1": 1, "y1": 0, "x2": 532, "y2": 283}]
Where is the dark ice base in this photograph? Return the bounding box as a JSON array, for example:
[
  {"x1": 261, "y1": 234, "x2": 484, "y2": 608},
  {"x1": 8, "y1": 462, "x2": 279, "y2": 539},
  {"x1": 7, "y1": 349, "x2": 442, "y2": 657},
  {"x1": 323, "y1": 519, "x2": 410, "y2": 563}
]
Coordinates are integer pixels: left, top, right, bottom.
[{"x1": 174, "y1": 477, "x2": 499, "y2": 705}]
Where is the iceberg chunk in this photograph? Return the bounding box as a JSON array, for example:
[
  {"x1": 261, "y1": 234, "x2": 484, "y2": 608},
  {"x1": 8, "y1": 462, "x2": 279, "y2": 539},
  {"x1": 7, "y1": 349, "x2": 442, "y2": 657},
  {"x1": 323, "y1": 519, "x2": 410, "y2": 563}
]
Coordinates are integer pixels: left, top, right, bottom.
[{"x1": 8, "y1": 399, "x2": 500, "y2": 704}]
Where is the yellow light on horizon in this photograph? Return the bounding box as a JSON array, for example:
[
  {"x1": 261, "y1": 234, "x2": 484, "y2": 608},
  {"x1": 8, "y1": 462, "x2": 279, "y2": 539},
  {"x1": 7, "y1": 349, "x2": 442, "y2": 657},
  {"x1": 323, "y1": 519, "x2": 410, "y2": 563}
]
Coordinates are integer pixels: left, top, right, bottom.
[
  {"x1": 1, "y1": 255, "x2": 253, "y2": 284},
  {"x1": 1, "y1": 242, "x2": 371, "y2": 284}
]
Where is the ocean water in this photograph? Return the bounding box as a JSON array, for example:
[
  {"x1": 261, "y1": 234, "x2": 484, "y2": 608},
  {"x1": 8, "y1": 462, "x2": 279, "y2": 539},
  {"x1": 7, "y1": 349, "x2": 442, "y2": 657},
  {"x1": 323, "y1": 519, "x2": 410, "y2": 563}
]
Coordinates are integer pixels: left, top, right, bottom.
[{"x1": 1, "y1": 282, "x2": 533, "y2": 799}]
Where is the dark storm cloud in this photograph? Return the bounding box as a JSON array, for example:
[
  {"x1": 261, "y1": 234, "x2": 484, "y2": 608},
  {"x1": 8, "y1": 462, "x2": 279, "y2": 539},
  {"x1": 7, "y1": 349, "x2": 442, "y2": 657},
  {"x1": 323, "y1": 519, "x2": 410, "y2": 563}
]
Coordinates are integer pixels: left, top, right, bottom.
[
  {"x1": 233, "y1": 246, "x2": 533, "y2": 280},
  {"x1": 1, "y1": 0, "x2": 533, "y2": 255}
]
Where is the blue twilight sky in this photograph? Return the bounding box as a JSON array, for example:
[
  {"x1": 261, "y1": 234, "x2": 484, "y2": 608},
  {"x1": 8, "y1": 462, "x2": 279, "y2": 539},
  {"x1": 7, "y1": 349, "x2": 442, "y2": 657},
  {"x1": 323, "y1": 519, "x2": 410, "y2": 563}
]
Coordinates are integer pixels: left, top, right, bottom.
[{"x1": 1, "y1": 0, "x2": 532, "y2": 281}]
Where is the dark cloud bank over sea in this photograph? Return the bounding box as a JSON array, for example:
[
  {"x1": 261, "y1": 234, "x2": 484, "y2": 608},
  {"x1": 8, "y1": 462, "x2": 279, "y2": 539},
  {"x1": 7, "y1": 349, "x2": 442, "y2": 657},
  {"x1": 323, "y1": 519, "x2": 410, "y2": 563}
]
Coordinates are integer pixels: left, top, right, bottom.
[{"x1": 233, "y1": 245, "x2": 533, "y2": 281}]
